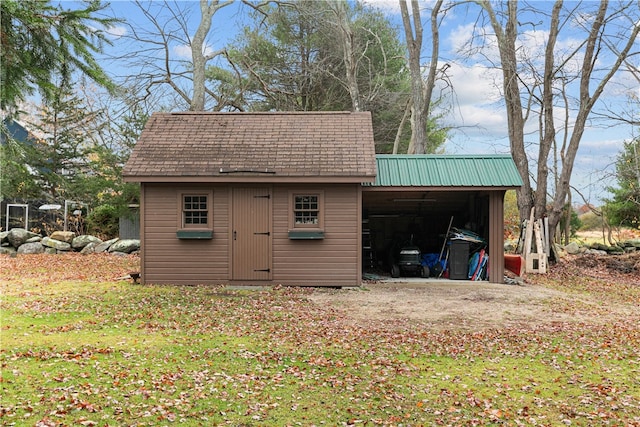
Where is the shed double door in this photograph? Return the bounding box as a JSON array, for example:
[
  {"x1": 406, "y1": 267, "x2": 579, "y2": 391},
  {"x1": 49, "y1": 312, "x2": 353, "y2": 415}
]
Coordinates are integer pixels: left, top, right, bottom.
[{"x1": 231, "y1": 187, "x2": 272, "y2": 281}]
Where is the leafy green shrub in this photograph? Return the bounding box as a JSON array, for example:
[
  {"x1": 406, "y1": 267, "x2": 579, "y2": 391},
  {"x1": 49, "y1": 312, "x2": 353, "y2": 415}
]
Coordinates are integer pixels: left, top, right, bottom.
[
  {"x1": 86, "y1": 204, "x2": 119, "y2": 239},
  {"x1": 578, "y1": 211, "x2": 603, "y2": 231}
]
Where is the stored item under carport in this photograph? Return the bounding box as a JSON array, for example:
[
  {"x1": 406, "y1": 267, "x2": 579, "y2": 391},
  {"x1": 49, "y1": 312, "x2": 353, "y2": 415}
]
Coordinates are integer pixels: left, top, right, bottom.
[
  {"x1": 391, "y1": 246, "x2": 429, "y2": 278},
  {"x1": 449, "y1": 240, "x2": 470, "y2": 280}
]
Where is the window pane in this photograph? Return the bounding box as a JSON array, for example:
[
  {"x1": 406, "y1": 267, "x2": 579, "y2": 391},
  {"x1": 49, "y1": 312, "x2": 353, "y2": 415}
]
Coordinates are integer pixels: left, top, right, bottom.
[
  {"x1": 295, "y1": 195, "x2": 318, "y2": 209},
  {"x1": 183, "y1": 195, "x2": 208, "y2": 226},
  {"x1": 293, "y1": 194, "x2": 319, "y2": 225}
]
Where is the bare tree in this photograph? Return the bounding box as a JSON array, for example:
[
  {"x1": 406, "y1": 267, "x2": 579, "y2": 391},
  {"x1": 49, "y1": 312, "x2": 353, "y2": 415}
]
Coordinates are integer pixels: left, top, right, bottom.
[
  {"x1": 476, "y1": 0, "x2": 640, "y2": 242},
  {"x1": 479, "y1": 1, "x2": 533, "y2": 214},
  {"x1": 326, "y1": 0, "x2": 408, "y2": 116},
  {"x1": 399, "y1": 0, "x2": 426, "y2": 154},
  {"x1": 330, "y1": 0, "x2": 361, "y2": 111},
  {"x1": 399, "y1": 0, "x2": 444, "y2": 154},
  {"x1": 114, "y1": 0, "x2": 234, "y2": 111},
  {"x1": 190, "y1": 0, "x2": 234, "y2": 111}
]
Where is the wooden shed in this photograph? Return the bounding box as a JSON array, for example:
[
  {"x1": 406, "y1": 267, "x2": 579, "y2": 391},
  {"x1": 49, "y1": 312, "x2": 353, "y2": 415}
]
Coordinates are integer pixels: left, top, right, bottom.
[
  {"x1": 123, "y1": 111, "x2": 376, "y2": 286},
  {"x1": 124, "y1": 111, "x2": 522, "y2": 286}
]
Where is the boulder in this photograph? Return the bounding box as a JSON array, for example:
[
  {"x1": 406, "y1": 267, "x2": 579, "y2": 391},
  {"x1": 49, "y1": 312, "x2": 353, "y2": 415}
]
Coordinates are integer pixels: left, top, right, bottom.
[
  {"x1": 0, "y1": 231, "x2": 8, "y2": 245},
  {"x1": 42, "y1": 237, "x2": 72, "y2": 251},
  {"x1": 109, "y1": 239, "x2": 140, "y2": 254},
  {"x1": 80, "y1": 242, "x2": 99, "y2": 254},
  {"x1": 110, "y1": 251, "x2": 129, "y2": 257},
  {"x1": 50, "y1": 231, "x2": 75, "y2": 244},
  {"x1": 587, "y1": 242, "x2": 625, "y2": 254},
  {"x1": 7, "y1": 228, "x2": 39, "y2": 248},
  {"x1": 72, "y1": 235, "x2": 102, "y2": 250},
  {"x1": 0, "y1": 246, "x2": 17, "y2": 256},
  {"x1": 585, "y1": 248, "x2": 608, "y2": 256},
  {"x1": 553, "y1": 243, "x2": 566, "y2": 259},
  {"x1": 504, "y1": 240, "x2": 517, "y2": 253},
  {"x1": 589, "y1": 242, "x2": 610, "y2": 252},
  {"x1": 17, "y1": 242, "x2": 45, "y2": 254},
  {"x1": 607, "y1": 246, "x2": 625, "y2": 255},
  {"x1": 565, "y1": 242, "x2": 581, "y2": 255},
  {"x1": 623, "y1": 239, "x2": 640, "y2": 249},
  {"x1": 93, "y1": 238, "x2": 119, "y2": 253},
  {"x1": 44, "y1": 247, "x2": 57, "y2": 254},
  {"x1": 26, "y1": 236, "x2": 42, "y2": 243}
]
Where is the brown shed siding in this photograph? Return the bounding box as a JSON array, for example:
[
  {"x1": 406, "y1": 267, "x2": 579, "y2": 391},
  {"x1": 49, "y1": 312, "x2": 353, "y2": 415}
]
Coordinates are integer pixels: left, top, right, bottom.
[
  {"x1": 141, "y1": 183, "x2": 229, "y2": 285},
  {"x1": 140, "y1": 182, "x2": 361, "y2": 286},
  {"x1": 271, "y1": 184, "x2": 361, "y2": 286}
]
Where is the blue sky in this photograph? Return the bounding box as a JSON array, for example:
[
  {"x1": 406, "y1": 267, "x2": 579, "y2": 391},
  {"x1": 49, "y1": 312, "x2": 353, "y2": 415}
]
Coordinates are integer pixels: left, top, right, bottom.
[{"x1": 78, "y1": 0, "x2": 639, "y2": 204}]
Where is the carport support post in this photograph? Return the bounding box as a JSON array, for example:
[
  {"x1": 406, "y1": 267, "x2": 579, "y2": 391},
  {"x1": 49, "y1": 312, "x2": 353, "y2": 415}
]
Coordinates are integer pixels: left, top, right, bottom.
[{"x1": 488, "y1": 191, "x2": 506, "y2": 283}]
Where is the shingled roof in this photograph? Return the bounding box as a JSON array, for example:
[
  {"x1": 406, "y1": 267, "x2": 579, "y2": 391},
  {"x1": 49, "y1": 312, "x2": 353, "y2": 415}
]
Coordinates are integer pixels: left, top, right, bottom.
[{"x1": 123, "y1": 111, "x2": 376, "y2": 183}]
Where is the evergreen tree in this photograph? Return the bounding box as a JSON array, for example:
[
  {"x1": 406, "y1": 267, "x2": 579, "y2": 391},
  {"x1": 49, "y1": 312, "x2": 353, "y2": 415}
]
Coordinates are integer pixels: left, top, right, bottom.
[
  {"x1": 0, "y1": 133, "x2": 41, "y2": 200},
  {"x1": 25, "y1": 82, "x2": 101, "y2": 201},
  {"x1": 227, "y1": 0, "x2": 423, "y2": 151},
  {"x1": 604, "y1": 138, "x2": 640, "y2": 228},
  {"x1": 0, "y1": 0, "x2": 116, "y2": 115}
]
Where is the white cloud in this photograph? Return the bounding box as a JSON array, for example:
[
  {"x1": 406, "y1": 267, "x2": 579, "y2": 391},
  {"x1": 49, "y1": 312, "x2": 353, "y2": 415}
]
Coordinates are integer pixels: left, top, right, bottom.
[
  {"x1": 437, "y1": 62, "x2": 510, "y2": 141},
  {"x1": 458, "y1": 104, "x2": 505, "y2": 127},
  {"x1": 361, "y1": 0, "x2": 401, "y2": 14},
  {"x1": 173, "y1": 44, "x2": 192, "y2": 59},
  {"x1": 518, "y1": 29, "x2": 548, "y2": 62},
  {"x1": 173, "y1": 43, "x2": 215, "y2": 59},
  {"x1": 447, "y1": 23, "x2": 496, "y2": 61},
  {"x1": 448, "y1": 63, "x2": 502, "y2": 104},
  {"x1": 105, "y1": 25, "x2": 127, "y2": 39}
]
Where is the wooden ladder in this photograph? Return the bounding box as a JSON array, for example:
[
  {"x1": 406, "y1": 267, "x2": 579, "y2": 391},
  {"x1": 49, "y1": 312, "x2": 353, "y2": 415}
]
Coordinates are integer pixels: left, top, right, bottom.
[{"x1": 524, "y1": 209, "x2": 547, "y2": 274}]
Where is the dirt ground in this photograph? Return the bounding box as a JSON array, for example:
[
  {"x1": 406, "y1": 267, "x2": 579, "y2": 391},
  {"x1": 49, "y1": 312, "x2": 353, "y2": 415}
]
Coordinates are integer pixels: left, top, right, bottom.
[{"x1": 307, "y1": 253, "x2": 640, "y2": 331}]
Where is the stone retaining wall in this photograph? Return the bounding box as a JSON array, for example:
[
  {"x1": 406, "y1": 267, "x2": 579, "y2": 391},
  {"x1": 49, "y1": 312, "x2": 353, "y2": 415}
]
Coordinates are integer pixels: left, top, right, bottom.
[
  {"x1": 505, "y1": 238, "x2": 640, "y2": 257},
  {"x1": 0, "y1": 228, "x2": 140, "y2": 256}
]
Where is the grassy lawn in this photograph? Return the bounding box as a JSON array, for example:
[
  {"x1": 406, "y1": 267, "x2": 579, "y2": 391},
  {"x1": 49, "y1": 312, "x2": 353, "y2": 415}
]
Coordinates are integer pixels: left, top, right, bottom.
[{"x1": 1, "y1": 254, "x2": 639, "y2": 426}]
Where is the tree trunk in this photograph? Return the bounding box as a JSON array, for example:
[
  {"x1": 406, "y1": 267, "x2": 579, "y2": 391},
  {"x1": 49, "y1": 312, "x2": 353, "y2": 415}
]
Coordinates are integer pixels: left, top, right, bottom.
[
  {"x1": 333, "y1": 0, "x2": 360, "y2": 112},
  {"x1": 393, "y1": 99, "x2": 411, "y2": 154},
  {"x1": 479, "y1": 0, "x2": 639, "y2": 243},
  {"x1": 399, "y1": 0, "x2": 426, "y2": 154},
  {"x1": 189, "y1": 0, "x2": 235, "y2": 111},
  {"x1": 481, "y1": 0, "x2": 534, "y2": 221},
  {"x1": 535, "y1": 1, "x2": 562, "y2": 221},
  {"x1": 419, "y1": 0, "x2": 443, "y2": 152},
  {"x1": 191, "y1": 1, "x2": 217, "y2": 111},
  {"x1": 564, "y1": 192, "x2": 571, "y2": 245}
]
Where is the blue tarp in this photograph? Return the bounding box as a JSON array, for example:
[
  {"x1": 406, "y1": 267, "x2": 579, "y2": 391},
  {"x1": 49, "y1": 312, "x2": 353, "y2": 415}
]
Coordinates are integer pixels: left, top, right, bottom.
[{"x1": 422, "y1": 253, "x2": 447, "y2": 272}]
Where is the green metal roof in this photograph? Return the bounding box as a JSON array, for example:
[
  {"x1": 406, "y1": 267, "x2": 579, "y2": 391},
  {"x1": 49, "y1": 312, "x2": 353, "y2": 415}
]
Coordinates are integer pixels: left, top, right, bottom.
[{"x1": 367, "y1": 154, "x2": 523, "y2": 187}]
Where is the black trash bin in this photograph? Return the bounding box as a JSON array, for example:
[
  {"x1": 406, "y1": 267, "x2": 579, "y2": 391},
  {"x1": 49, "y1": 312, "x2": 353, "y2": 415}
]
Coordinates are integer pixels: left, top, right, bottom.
[{"x1": 449, "y1": 240, "x2": 469, "y2": 280}]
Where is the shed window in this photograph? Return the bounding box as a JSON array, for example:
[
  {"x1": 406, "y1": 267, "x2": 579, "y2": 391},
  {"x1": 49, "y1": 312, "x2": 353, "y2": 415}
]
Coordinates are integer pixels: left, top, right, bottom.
[
  {"x1": 294, "y1": 195, "x2": 319, "y2": 225},
  {"x1": 180, "y1": 193, "x2": 212, "y2": 229},
  {"x1": 290, "y1": 191, "x2": 324, "y2": 230}
]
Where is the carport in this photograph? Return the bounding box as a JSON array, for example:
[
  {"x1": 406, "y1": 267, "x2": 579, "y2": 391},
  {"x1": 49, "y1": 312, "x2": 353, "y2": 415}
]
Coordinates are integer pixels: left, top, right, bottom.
[{"x1": 362, "y1": 155, "x2": 523, "y2": 284}]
